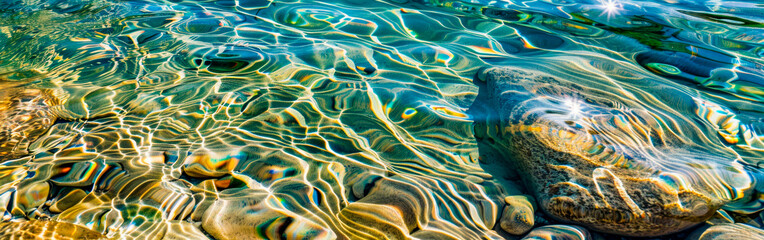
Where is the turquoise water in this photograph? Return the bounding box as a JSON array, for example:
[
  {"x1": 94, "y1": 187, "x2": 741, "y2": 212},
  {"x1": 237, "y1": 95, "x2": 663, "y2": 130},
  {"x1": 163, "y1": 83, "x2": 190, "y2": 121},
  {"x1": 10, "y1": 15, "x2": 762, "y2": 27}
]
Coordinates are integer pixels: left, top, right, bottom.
[{"x1": 0, "y1": 0, "x2": 763, "y2": 239}]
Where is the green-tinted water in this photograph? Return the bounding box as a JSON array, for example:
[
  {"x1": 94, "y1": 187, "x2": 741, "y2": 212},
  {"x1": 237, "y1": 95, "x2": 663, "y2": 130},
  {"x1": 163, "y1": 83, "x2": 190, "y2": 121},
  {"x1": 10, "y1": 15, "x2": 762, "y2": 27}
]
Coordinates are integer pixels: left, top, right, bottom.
[{"x1": 0, "y1": 0, "x2": 763, "y2": 239}]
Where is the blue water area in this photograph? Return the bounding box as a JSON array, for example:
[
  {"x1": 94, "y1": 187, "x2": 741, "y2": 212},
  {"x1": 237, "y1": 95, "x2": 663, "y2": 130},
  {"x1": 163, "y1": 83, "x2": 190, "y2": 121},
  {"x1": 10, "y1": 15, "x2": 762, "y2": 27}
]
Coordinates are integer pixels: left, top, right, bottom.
[{"x1": 0, "y1": 0, "x2": 763, "y2": 239}]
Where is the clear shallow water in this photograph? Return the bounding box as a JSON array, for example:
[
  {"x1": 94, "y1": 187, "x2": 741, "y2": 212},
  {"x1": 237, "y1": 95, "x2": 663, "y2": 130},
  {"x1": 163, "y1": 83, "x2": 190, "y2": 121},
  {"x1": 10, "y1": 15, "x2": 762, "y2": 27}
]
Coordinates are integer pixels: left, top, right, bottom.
[{"x1": 0, "y1": 0, "x2": 762, "y2": 239}]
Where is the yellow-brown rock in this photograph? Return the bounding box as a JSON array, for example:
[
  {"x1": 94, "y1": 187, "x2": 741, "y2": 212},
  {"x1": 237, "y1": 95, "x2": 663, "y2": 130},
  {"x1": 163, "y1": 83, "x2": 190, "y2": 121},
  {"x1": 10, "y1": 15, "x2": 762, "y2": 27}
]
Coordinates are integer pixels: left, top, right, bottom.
[{"x1": 500, "y1": 195, "x2": 535, "y2": 235}]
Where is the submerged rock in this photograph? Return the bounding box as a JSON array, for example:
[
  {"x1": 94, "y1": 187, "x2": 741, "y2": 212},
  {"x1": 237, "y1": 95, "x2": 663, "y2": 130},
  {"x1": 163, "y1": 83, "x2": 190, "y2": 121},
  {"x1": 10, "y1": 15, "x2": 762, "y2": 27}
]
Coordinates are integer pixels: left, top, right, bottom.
[
  {"x1": 0, "y1": 84, "x2": 57, "y2": 160},
  {"x1": 0, "y1": 220, "x2": 104, "y2": 239},
  {"x1": 475, "y1": 67, "x2": 752, "y2": 236},
  {"x1": 691, "y1": 223, "x2": 764, "y2": 240},
  {"x1": 500, "y1": 195, "x2": 536, "y2": 235},
  {"x1": 522, "y1": 224, "x2": 593, "y2": 240},
  {"x1": 201, "y1": 192, "x2": 335, "y2": 240}
]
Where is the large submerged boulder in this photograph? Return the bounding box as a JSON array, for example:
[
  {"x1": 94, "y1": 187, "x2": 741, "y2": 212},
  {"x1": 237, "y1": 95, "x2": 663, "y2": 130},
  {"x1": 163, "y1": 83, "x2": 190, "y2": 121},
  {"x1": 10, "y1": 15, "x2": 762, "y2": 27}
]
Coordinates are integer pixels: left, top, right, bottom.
[{"x1": 475, "y1": 67, "x2": 752, "y2": 236}]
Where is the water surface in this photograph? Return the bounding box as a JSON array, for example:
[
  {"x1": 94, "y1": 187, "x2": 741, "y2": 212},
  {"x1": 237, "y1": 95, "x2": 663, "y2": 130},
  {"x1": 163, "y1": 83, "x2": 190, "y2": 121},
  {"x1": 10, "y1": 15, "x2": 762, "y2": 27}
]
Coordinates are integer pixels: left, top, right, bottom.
[{"x1": 0, "y1": 0, "x2": 763, "y2": 239}]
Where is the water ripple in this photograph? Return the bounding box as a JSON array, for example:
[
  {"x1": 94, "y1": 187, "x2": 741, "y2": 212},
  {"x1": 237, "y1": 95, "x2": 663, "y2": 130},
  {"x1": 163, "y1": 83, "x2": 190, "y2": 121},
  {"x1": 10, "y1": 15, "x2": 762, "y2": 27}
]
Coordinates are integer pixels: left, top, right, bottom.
[{"x1": 0, "y1": 0, "x2": 763, "y2": 239}]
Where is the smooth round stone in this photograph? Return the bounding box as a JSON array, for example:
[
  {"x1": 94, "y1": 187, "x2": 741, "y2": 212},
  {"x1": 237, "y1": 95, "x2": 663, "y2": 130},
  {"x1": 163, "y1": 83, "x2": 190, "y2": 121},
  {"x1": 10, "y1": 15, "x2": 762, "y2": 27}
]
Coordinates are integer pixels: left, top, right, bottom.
[
  {"x1": 182, "y1": 152, "x2": 240, "y2": 178},
  {"x1": 183, "y1": 19, "x2": 227, "y2": 34},
  {"x1": 16, "y1": 181, "x2": 50, "y2": 213},
  {"x1": 477, "y1": 67, "x2": 752, "y2": 236},
  {"x1": 164, "y1": 221, "x2": 211, "y2": 240},
  {"x1": 691, "y1": 223, "x2": 764, "y2": 240},
  {"x1": 339, "y1": 177, "x2": 428, "y2": 239},
  {"x1": 340, "y1": 176, "x2": 504, "y2": 240},
  {"x1": 49, "y1": 189, "x2": 87, "y2": 213},
  {"x1": 202, "y1": 193, "x2": 335, "y2": 240},
  {"x1": 500, "y1": 195, "x2": 536, "y2": 235},
  {"x1": 522, "y1": 225, "x2": 592, "y2": 240}
]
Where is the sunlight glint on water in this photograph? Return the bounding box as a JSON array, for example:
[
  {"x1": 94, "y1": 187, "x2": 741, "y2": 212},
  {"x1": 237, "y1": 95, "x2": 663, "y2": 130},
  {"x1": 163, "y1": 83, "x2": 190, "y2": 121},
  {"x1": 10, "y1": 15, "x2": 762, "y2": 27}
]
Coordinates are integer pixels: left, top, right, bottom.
[{"x1": 0, "y1": 0, "x2": 763, "y2": 239}]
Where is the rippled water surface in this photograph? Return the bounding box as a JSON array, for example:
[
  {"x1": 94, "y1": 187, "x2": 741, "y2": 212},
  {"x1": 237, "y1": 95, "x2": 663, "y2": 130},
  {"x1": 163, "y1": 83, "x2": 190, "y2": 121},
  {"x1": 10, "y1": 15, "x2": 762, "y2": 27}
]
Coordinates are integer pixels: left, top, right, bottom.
[{"x1": 0, "y1": 0, "x2": 763, "y2": 239}]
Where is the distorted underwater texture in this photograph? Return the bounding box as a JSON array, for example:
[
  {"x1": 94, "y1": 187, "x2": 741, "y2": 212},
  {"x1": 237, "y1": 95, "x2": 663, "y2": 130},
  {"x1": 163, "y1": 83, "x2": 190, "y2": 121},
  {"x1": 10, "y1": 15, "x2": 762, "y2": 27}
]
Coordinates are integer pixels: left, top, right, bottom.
[{"x1": 0, "y1": 0, "x2": 763, "y2": 239}]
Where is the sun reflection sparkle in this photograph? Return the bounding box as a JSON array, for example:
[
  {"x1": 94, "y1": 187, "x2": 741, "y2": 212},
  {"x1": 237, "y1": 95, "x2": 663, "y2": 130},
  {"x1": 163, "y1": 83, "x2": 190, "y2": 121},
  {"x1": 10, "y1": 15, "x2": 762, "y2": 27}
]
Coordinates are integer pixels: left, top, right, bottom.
[{"x1": 598, "y1": 0, "x2": 624, "y2": 20}]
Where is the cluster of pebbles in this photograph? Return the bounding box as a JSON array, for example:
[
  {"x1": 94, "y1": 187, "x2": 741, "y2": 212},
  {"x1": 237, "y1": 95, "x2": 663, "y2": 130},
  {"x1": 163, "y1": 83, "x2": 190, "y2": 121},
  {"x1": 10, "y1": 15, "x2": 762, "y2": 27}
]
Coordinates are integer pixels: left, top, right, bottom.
[{"x1": 1, "y1": 0, "x2": 763, "y2": 239}]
